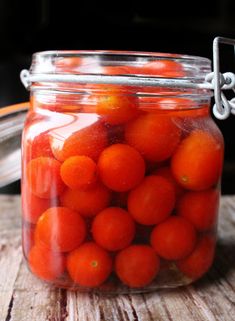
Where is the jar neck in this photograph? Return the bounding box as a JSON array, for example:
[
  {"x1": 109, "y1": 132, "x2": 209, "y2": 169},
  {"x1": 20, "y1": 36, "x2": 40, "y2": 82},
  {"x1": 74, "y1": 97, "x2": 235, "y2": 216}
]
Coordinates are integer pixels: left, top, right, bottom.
[{"x1": 26, "y1": 50, "x2": 212, "y2": 100}]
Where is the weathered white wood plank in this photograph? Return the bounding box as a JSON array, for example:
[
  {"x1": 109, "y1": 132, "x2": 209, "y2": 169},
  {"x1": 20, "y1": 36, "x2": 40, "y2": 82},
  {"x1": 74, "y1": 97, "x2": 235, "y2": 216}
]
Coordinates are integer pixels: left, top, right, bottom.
[
  {"x1": 0, "y1": 194, "x2": 235, "y2": 321},
  {"x1": 0, "y1": 196, "x2": 22, "y2": 321}
]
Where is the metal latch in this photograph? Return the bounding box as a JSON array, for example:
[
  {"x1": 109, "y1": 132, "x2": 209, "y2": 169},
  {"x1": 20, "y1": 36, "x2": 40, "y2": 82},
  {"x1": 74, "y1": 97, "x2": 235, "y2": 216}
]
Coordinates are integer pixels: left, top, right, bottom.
[{"x1": 205, "y1": 37, "x2": 235, "y2": 119}]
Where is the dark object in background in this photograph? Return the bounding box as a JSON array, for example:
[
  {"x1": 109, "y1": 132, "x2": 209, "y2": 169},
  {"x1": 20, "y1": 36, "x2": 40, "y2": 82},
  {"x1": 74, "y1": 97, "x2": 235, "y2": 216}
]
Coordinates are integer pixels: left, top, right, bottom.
[{"x1": 0, "y1": 0, "x2": 235, "y2": 194}]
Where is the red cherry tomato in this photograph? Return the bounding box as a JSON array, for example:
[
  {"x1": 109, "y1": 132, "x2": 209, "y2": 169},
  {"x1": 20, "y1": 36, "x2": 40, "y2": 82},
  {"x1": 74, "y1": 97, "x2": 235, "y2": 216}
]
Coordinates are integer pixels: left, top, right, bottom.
[
  {"x1": 171, "y1": 130, "x2": 224, "y2": 191},
  {"x1": 125, "y1": 113, "x2": 181, "y2": 162},
  {"x1": 128, "y1": 175, "x2": 175, "y2": 225},
  {"x1": 177, "y1": 235, "x2": 216, "y2": 280},
  {"x1": 115, "y1": 245, "x2": 160, "y2": 288},
  {"x1": 150, "y1": 216, "x2": 197, "y2": 260},
  {"x1": 60, "y1": 182, "x2": 111, "y2": 217},
  {"x1": 67, "y1": 242, "x2": 113, "y2": 287},
  {"x1": 60, "y1": 156, "x2": 97, "y2": 189},
  {"x1": 28, "y1": 244, "x2": 66, "y2": 281},
  {"x1": 22, "y1": 190, "x2": 57, "y2": 224},
  {"x1": 30, "y1": 131, "x2": 54, "y2": 159},
  {"x1": 98, "y1": 144, "x2": 145, "y2": 192},
  {"x1": 140, "y1": 60, "x2": 185, "y2": 77},
  {"x1": 35, "y1": 207, "x2": 86, "y2": 252},
  {"x1": 22, "y1": 224, "x2": 35, "y2": 258},
  {"x1": 92, "y1": 207, "x2": 136, "y2": 251},
  {"x1": 26, "y1": 157, "x2": 65, "y2": 199},
  {"x1": 177, "y1": 189, "x2": 219, "y2": 231},
  {"x1": 51, "y1": 122, "x2": 108, "y2": 162},
  {"x1": 83, "y1": 92, "x2": 139, "y2": 125},
  {"x1": 152, "y1": 166, "x2": 185, "y2": 198}
]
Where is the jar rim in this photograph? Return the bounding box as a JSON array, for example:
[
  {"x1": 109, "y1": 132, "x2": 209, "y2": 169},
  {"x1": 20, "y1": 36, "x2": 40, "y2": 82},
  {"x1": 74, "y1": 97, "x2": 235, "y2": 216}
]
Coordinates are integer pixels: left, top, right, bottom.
[
  {"x1": 22, "y1": 49, "x2": 212, "y2": 97},
  {"x1": 32, "y1": 49, "x2": 211, "y2": 64}
]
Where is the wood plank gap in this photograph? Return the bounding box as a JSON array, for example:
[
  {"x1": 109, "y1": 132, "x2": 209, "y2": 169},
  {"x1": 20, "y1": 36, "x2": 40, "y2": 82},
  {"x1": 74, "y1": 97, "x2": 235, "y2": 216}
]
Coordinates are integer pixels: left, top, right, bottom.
[
  {"x1": 140, "y1": 294, "x2": 155, "y2": 321},
  {"x1": 159, "y1": 295, "x2": 174, "y2": 321},
  {"x1": 5, "y1": 294, "x2": 14, "y2": 321},
  {"x1": 127, "y1": 294, "x2": 140, "y2": 321}
]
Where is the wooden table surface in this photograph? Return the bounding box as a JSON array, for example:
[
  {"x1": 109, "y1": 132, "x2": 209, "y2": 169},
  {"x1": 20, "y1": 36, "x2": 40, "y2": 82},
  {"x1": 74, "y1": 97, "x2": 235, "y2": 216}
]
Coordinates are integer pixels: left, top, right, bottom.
[{"x1": 0, "y1": 194, "x2": 235, "y2": 321}]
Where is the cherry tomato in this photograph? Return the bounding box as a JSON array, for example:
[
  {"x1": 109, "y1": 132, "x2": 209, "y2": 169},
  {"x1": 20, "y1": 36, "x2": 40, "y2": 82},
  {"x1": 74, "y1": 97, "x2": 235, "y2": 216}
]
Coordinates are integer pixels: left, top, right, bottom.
[
  {"x1": 140, "y1": 60, "x2": 184, "y2": 77},
  {"x1": 51, "y1": 122, "x2": 108, "y2": 162},
  {"x1": 22, "y1": 224, "x2": 35, "y2": 258},
  {"x1": 67, "y1": 242, "x2": 113, "y2": 287},
  {"x1": 60, "y1": 155, "x2": 97, "y2": 189},
  {"x1": 60, "y1": 182, "x2": 111, "y2": 217},
  {"x1": 115, "y1": 245, "x2": 160, "y2": 288},
  {"x1": 177, "y1": 189, "x2": 219, "y2": 231},
  {"x1": 125, "y1": 113, "x2": 181, "y2": 162},
  {"x1": 35, "y1": 207, "x2": 86, "y2": 252},
  {"x1": 177, "y1": 235, "x2": 215, "y2": 280},
  {"x1": 128, "y1": 175, "x2": 175, "y2": 225},
  {"x1": 22, "y1": 189, "x2": 57, "y2": 224},
  {"x1": 98, "y1": 144, "x2": 145, "y2": 192},
  {"x1": 171, "y1": 130, "x2": 224, "y2": 191},
  {"x1": 83, "y1": 89, "x2": 139, "y2": 125},
  {"x1": 102, "y1": 65, "x2": 138, "y2": 75},
  {"x1": 150, "y1": 216, "x2": 197, "y2": 260},
  {"x1": 152, "y1": 166, "x2": 185, "y2": 198},
  {"x1": 30, "y1": 131, "x2": 54, "y2": 159},
  {"x1": 28, "y1": 244, "x2": 66, "y2": 281},
  {"x1": 26, "y1": 157, "x2": 65, "y2": 199},
  {"x1": 92, "y1": 207, "x2": 136, "y2": 251}
]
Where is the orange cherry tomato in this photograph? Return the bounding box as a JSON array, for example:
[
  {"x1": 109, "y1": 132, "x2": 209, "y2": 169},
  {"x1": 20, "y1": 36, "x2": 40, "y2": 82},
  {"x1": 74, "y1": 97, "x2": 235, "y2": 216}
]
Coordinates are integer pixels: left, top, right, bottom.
[
  {"x1": 35, "y1": 207, "x2": 86, "y2": 252},
  {"x1": 22, "y1": 189, "x2": 57, "y2": 224},
  {"x1": 152, "y1": 166, "x2": 185, "y2": 198},
  {"x1": 128, "y1": 175, "x2": 175, "y2": 225},
  {"x1": 171, "y1": 130, "x2": 224, "y2": 191},
  {"x1": 177, "y1": 189, "x2": 219, "y2": 231},
  {"x1": 177, "y1": 235, "x2": 215, "y2": 280},
  {"x1": 140, "y1": 59, "x2": 185, "y2": 77},
  {"x1": 83, "y1": 92, "x2": 139, "y2": 125},
  {"x1": 60, "y1": 156, "x2": 97, "y2": 189},
  {"x1": 92, "y1": 207, "x2": 136, "y2": 251},
  {"x1": 125, "y1": 113, "x2": 181, "y2": 162},
  {"x1": 115, "y1": 245, "x2": 160, "y2": 288},
  {"x1": 26, "y1": 157, "x2": 65, "y2": 199},
  {"x1": 28, "y1": 244, "x2": 66, "y2": 281},
  {"x1": 51, "y1": 122, "x2": 108, "y2": 162},
  {"x1": 98, "y1": 143, "x2": 145, "y2": 192},
  {"x1": 150, "y1": 216, "x2": 197, "y2": 260},
  {"x1": 60, "y1": 182, "x2": 111, "y2": 217},
  {"x1": 67, "y1": 242, "x2": 113, "y2": 287}
]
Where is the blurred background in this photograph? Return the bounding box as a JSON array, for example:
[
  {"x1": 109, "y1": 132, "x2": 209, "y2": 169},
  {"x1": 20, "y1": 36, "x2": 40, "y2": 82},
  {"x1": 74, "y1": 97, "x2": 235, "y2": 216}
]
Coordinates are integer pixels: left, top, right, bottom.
[{"x1": 0, "y1": 0, "x2": 235, "y2": 194}]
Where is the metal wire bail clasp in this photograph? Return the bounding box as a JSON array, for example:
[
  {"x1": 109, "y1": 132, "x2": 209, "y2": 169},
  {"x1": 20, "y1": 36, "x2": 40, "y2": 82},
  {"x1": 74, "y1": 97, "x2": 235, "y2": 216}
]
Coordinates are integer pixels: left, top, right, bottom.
[{"x1": 205, "y1": 37, "x2": 235, "y2": 120}]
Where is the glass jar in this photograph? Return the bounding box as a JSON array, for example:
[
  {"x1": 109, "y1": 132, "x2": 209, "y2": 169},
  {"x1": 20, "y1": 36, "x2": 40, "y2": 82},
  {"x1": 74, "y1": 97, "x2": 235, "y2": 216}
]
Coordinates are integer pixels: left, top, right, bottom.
[{"x1": 21, "y1": 51, "x2": 224, "y2": 293}]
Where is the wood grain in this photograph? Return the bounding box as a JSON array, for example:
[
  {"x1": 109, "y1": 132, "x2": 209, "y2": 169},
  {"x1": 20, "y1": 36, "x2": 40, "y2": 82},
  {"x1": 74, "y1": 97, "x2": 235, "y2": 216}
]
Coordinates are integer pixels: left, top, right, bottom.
[{"x1": 0, "y1": 195, "x2": 235, "y2": 321}]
